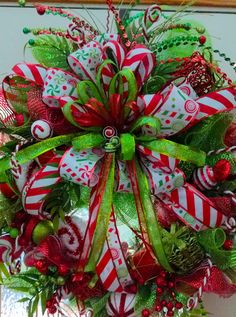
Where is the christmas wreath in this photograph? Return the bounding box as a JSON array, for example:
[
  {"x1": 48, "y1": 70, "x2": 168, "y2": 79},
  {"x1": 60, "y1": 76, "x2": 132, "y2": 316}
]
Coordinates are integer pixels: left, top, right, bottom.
[{"x1": 0, "y1": 1, "x2": 236, "y2": 316}]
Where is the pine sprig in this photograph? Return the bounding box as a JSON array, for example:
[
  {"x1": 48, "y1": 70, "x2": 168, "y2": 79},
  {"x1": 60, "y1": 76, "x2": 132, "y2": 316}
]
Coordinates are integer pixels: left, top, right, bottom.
[{"x1": 31, "y1": 35, "x2": 76, "y2": 70}]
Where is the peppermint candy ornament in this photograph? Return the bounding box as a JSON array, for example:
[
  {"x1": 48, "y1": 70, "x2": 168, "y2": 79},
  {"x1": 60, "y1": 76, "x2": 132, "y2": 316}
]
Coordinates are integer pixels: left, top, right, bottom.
[
  {"x1": 58, "y1": 215, "x2": 86, "y2": 259},
  {"x1": 31, "y1": 119, "x2": 53, "y2": 140},
  {"x1": 106, "y1": 292, "x2": 136, "y2": 317},
  {"x1": 193, "y1": 159, "x2": 231, "y2": 191},
  {"x1": 0, "y1": 235, "x2": 21, "y2": 263}
]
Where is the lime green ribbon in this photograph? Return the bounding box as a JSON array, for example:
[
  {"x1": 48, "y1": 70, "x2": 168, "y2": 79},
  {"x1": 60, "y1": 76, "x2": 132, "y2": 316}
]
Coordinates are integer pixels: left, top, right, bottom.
[
  {"x1": 0, "y1": 134, "x2": 78, "y2": 173},
  {"x1": 197, "y1": 228, "x2": 236, "y2": 269},
  {"x1": 134, "y1": 158, "x2": 173, "y2": 272},
  {"x1": 86, "y1": 154, "x2": 115, "y2": 272}
]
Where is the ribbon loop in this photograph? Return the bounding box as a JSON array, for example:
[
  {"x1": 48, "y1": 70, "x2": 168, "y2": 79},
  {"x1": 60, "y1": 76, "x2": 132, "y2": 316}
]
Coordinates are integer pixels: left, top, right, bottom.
[{"x1": 120, "y1": 133, "x2": 135, "y2": 161}]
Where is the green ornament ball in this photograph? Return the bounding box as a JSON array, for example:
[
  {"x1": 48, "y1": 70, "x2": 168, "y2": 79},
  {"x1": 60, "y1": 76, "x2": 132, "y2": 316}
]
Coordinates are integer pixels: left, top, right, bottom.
[
  {"x1": 18, "y1": 0, "x2": 26, "y2": 7},
  {"x1": 9, "y1": 228, "x2": 19, "y2": 239},
  {"x1": 28, "y1": 39, "x2": 35, "y2": 46},
  {"x1": 32, "y1": 220, "x2": 54, "y2": 245},
  {"x1": 23, "y1": 27, "x2": 30, "y2": 34}
]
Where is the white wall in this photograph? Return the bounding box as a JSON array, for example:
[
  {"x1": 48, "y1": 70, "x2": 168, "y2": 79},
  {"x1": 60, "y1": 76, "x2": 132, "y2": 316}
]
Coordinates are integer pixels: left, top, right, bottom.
[{"x1": 0, "y1": 3, "x2": 236, "y2": 317}]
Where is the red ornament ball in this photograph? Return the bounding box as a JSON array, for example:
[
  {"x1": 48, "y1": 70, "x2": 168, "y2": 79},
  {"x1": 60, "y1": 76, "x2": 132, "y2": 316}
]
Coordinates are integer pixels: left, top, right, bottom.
[
  {"x1": 142, "y1": 309, "x2": 150, "y2": 317},
  {"x1": 36, "y1": 6, "x2": 46, "y2": 15},
  {"x1": 0, "y1": 183, "x2": 15, "y2": 198},
  {"x1": 199, "y1": 35, "x2": 206, "y2": 44},
  {"x1": 223, "y1": 239, "x2": 233, "y2": 250}
]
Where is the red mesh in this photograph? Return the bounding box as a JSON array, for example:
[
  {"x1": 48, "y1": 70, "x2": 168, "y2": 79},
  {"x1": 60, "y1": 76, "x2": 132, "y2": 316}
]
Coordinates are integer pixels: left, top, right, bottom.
[
  {"x1": 177, "y1": 266, "x2": 236, "y2": 298},
  {"x1": 27, "y1": 88, "x2": 77, "y2": 135}
]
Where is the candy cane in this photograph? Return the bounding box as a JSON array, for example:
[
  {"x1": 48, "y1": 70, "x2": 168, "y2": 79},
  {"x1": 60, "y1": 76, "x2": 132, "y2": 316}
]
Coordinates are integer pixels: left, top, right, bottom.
[{"x1": 187, "y1": 258, "x2": 213, "y2": 310}]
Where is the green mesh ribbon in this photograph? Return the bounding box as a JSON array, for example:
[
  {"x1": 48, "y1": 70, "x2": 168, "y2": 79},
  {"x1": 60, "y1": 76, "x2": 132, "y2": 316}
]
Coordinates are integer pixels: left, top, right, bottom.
[{"x1": 197, "y1": 228, "x2": 236, "y2": 270}]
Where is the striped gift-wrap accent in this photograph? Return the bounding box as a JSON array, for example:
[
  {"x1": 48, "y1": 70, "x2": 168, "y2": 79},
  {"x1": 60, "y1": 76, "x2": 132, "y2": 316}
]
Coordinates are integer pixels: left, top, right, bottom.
[
  {"x1": 196, "y1": 87, "x2": 236, "y2": 121},
  {"x1": 96, "y1": 212, "x2": 133, "y2": 291},
  {"x1": 106, "y1": 292, "x2": 136, "y2": 317},
  {"x1": 12, "y1": 63, "x2": 47, "y2": 86},
  {"x1": 123, "y1": 45, "x2": 155, "y2": 89},
  {"x1": 137, "y1": 144, "x2": 179, "y2": 173},
  {"x1": 165, "y1": 183, "x2": 226, "y2": 230},
  {"x1": 22, "y1": 155, "x2": 62, "y2": 217}
]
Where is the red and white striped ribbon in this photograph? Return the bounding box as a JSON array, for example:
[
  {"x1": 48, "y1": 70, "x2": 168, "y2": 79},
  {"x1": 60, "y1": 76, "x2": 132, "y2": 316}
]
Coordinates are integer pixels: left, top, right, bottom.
[
  {"x1": 22, "y1": 155, "x2": 62, "y2": 217},
  {"x1": 196, "y1": 87, "x2": 236, "y2": 121},
  {"x1": 96, "y1": 212, "x2": 133, "y2": 292}
]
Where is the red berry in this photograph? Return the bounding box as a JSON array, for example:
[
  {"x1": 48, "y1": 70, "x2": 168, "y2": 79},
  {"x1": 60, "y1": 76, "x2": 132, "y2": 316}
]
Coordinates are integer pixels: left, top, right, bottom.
[
  {"x1": 223, "y1": 239, "x2": 233, "y2": 250},
  {"x1": 155, "y1": 304, "x2": 162, "y2": 312},
  {"x1": 160, "y1": 271, "x2": 167, "y2": 278},
  {"x1": 157, "y1": 287, "x2": 163, "y2": 295},
  {"x1": 166, "y1": 302, "x2": 174, "y2": 310},
  {"x1": 156, "y1": 277, "x2": 167, "y2": 287},
  {"x1": 48, "y1": 306, "x2": 57, "y2": 314},
  {"x1": 142, "y1": 309, "x2": 150, "y2": 317},
  {"x1": 168, "y1": 281, "x2": 175, "y2": 289},
  {"x1": 36, "y1": 6, "x2": 46, "y2": 15},
  {"x1": 167, "y1": 311, "x2": 174, "y2": 317},
  {"x1": 58, "y1": 264, "x2": 69, "y2": 276},
  {"x1": 0, "y1": 183, "x2": 15, "y2": 198},
  {"x1": 199, "y1": 35, "x2": 206, "y2": 45},
  {"x1": 161, "y1": 300, "x2": 167, "y2": 307},
  {"x1": 175, "y1": 302, "x2": 183, "y2": 309},
  {"x1": 15, "y1": 113, "x2": 25, "y2": 126}
]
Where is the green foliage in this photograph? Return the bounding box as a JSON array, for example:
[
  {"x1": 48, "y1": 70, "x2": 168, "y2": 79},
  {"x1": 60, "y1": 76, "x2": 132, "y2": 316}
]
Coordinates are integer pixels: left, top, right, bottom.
[
  {"x1": 31, "y1": 35, "x2": 75, "y2": 71},
  {"x1": 0, "y1": 121, "x2": 31, "y2": 139},
  {"x1": 4, "y1": 268, "x2": 59, "y2": 317},
  {"x1": 143, "y1": 61, "x2": 181, "y2": 93},
  {"x1": 0, "y1": 194, "x2": 21, "y2": 230}
]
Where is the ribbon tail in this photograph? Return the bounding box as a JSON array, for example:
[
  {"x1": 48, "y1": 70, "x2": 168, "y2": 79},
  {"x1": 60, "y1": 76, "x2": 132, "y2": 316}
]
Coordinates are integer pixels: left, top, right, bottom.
[
  {"x1": 78, "y1": 153, "x2": 115, "y2": 272},
  {"x1": 127, "y1": 158, "x2": 173, "y2": 272}
]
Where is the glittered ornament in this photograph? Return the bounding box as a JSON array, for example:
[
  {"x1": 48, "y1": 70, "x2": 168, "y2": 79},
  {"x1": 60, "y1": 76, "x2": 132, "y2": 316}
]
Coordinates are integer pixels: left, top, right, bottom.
[
  {"x1": 106, "y1": 292, "x2": 136, "y2": 317},
  {"x1": 32, "y1": 220, "x2": 54, "y2": 244},
  {"x1": 193, "y1": 159, "x2": 230, "y2": 191},
  {"x1": 31, "y1": 119, "x2": 53, "y2": 140}
]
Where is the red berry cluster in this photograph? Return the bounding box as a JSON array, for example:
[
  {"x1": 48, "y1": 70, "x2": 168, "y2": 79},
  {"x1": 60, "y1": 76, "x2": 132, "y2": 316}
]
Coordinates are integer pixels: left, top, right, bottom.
[
  {"x1": 155, "y1": 271, "x2": 183, "y2": 316},
  {"x1": 141, "y1": 271, "x2": 183, "y2": 317},
  {"x1": 46, "y1": 294, "x2": 58, "y2": 315}
]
